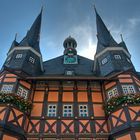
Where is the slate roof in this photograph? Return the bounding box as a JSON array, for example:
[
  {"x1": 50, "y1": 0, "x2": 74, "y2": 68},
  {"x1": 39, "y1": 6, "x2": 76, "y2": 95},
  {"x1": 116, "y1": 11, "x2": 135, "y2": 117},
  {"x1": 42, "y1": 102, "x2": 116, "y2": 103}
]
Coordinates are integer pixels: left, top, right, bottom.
[
  {"x1": 118, "y1": 41, "x2": 130, "y2": 53},
  {"x1": 42, "y1": 55, "x2": 94, "y2": 76},
  {"x1": 4, "y1": 7, "x2": 135, "y2": 78},
  {"x1": 8, "y1": 40, "x2": 19, "y2": 54},
  {"x1": 137, "y1": 72, "x2": 140, "y2": 78},
  {"x1": 19, "y1": 9, "x2": 42, "y2": 54},
  {"x1": 95, "y1": 7, "x2": 118, "y2": 54}
]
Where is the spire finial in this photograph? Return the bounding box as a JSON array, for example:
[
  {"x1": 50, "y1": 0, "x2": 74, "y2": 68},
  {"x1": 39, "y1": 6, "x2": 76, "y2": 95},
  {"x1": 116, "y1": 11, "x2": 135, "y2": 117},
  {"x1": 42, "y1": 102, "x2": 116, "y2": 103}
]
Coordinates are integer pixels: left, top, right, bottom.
[
  {"x1": 91, "y1": 3, "x2": 97, "y2": 14},
  {"x1": 19, "y1": 9, "x2": 42, "y2": 53},
  {"x1": 14, "y1": 33, "x2": 18, "y2": 41},
  {"x1": 94, "y1": 6, "x2": 118, "y2": 54},
  {"x1": 41, "y1": 5, "x2": 43, "y2": 13},
  {"x1": 120, "y1": 34, "x2": 124, "y2": 42},
  {"x1": 93, "y1": 4, "x2": 96, "y2": 12}
]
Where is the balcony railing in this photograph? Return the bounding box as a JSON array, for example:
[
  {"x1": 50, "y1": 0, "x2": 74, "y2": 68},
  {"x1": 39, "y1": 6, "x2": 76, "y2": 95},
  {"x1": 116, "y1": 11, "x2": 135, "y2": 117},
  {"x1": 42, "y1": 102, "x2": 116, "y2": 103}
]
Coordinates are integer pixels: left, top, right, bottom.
[
  {"x1": 104, "y1": 93, "x2": 140, "y2": 115},
  {"x1": 0, "y1": 92, "x2": 32, "y2": 113}
]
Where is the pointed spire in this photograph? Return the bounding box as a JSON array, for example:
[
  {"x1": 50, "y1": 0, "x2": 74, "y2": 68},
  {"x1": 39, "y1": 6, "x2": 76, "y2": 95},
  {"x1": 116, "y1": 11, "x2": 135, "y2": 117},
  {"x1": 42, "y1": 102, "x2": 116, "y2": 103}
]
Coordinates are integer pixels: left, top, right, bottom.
[
  {"x1": 19, "y1": 9, "x2": 43, "y2": 53},
  {"x1": 120, "y1": 34, "x2": 124, "y2": 42},
  {"x1": 8, "y1": 34, "x2": 19, "y2": 54},
  {"x1": 119, "y1": 34, "x2": 129, "y2": 53},
  {"x1": 94, "y1": 6, "x2": 118, "y2": 54},
  {"x1": 93, "y1": 4, "x2": 97, "y2": 14},
  {"x1": 14, "y1": 33, "x2": 18, "y2": 41},
  {"x1": 41, "y1": 5, "x2": 43, "y2": 13}
]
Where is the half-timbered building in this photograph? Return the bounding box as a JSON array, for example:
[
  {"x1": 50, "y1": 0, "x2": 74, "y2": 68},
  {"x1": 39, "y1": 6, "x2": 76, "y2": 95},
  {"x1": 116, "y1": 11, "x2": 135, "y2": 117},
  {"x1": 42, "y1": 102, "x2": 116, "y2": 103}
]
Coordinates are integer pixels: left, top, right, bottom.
[{"x1": 0, "y1": 7, "x2": 140, "y2": 140}]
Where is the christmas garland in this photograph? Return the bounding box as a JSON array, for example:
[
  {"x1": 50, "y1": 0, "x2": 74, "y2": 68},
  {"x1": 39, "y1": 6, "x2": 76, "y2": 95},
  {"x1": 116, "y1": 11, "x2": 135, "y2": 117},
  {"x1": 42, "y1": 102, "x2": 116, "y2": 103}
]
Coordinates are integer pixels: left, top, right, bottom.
[
  {"x1": 0, "y1": 92, "x2": 32, "y2": 113},
  {"x1": 104, "y1": 94, "x2": 140, "y2": 115}
]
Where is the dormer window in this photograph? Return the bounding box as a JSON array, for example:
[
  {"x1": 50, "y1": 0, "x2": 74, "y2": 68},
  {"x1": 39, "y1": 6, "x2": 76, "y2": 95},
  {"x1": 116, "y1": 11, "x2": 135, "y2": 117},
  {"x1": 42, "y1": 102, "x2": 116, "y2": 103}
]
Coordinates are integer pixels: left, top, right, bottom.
[
  {"x1": 65, "y1": 70, "x2": 74, "y2": 76},
  {"x1": 101, "y1": 58, "x2": 108, "y2": 65},
  {"x1": 29, "y1": 57, "x2": 35, "y2": 64},
  {"x1": 16, "y1": 54, "x2": 22, "y2": 59},
  {"x1": 114, "y1": 55, "x2": 121, "y2": 59}
]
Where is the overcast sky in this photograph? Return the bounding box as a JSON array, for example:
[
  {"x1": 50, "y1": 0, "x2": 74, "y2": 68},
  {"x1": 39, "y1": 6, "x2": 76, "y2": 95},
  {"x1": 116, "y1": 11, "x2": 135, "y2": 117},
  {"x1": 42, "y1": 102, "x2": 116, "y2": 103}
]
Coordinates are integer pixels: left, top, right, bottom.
[{"x1": 0, "y1": 0, "x2": 140, "y2": 71}]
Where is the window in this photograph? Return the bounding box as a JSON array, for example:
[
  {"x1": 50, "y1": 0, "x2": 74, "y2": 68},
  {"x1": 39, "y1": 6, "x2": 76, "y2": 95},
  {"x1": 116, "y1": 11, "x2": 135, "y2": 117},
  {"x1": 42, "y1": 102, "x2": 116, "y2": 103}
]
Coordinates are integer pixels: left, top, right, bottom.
[
  {"x1": 29, "y1": 57, "x2": 35, "y2": 64},
  {"x1": 122, "y1": 85, "x2": 136, "y2": 94},
  {"x1": 68, "y1": 42, "x2": 71, "y2": 47},
  {"x1": 17, "y1": 86, "x2": 28, "y2": 99},
  {"x1": 107, "y1": 87, "x2": 119, "y2": 99},
  {"x1": 114, "y1": 55, "x2": 121, "y2": 59},
  {"x1": 16, "y1": 54, "x2": 22, "y2": 59},
  {"x1": 65, "y1": 70, "x2": 74, "y2": 76},
  {"x1": 1, "y1": 84, "x2": 13, "y2": 93},
  {"x1": 47, "y1": 104, "x2": 57, "y2": 117},
  {"x1": 101, "y1": 58, "x2": 107, "y2": 65},
  {"x1": 79, "y1": 105, "x2": 88, "y2": 117},
  {"x1": 63, "y1": 104, "x2": 73, "y2": 117}
]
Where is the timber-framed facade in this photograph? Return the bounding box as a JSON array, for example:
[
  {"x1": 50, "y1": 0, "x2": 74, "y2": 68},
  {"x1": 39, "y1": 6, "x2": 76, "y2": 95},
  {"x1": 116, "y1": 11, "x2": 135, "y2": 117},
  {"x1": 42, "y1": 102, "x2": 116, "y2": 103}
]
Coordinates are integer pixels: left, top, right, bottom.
[{"x1": 0, "y1": 6, "x2": 140, "y2": 140}]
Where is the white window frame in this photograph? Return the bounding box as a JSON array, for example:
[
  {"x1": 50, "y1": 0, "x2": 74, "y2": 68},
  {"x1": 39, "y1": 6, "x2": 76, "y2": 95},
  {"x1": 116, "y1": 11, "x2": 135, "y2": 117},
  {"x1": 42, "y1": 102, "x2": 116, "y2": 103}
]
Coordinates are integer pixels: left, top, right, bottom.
[
  {"x1": 114, "y1": 55, "x2": 121, "y2": 59},
  {"x1": 122, "y1": 85, "x2": 136, "y2": 94},
  {"x1": 107, "y1": 87, "x2": 119, "y2": 99},
  {"x1": 63, "y1": 104, "x2": 73, "y2": 117},
  {"x1": 101, "y1": 58, "x2": 108, "y2": 65},
  {"x1": 1, "y1": 84, "x2": 13, "y2": 93},
  {"x1": 17, "y1": 86, "x2": 28, "y2": 99},
  {"x1": 79, "y1": 104, "x2": 88, "y2": 117},
  {"x1": 16, "y1": 54, "x2": 23, "y2": 59},
  {"x1": 47, "y1": 104, "x2": 57, "y2": 117},
  {"x1": 66, "y1": 70, "x2": 74, "y2": 76},
  {"x1": 29, "y1": 57, "x2": 35, "y2": 64}
]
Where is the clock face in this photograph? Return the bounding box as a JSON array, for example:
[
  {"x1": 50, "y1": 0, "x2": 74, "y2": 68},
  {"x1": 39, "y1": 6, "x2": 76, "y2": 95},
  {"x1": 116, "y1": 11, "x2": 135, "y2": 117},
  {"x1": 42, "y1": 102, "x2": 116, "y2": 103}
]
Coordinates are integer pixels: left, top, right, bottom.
[{"x1": 64, "y1": 55, "x2": 78, "y2": 64}]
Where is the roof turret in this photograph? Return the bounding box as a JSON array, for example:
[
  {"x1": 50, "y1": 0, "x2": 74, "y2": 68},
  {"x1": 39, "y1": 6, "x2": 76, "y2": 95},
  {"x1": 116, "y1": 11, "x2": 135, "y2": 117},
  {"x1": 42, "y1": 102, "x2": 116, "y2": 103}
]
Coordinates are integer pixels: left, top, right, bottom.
[
  {"x1": 19, "y1": 9, "x2": 43, "y2": 53},
  {"x1": 94, "y1": 6, "x2": 118, "y2": 54}
]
